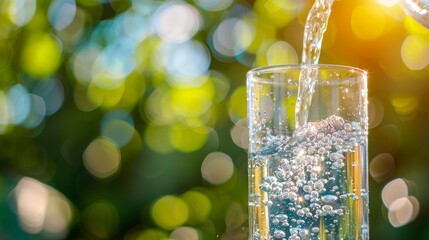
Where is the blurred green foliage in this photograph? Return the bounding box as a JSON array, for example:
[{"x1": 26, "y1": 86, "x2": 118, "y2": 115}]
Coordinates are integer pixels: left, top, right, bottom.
[{"x1": 1, "y1": 0, "x2": 429, "y2": 239}]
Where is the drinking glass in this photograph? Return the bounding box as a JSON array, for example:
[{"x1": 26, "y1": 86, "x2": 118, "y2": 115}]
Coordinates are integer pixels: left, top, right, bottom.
[{"x1": 247, "y1": 64, "x2": 369, "y2": 240}]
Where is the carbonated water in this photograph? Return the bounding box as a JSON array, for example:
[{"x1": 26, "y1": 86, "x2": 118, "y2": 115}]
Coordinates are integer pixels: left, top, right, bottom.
[{"x1": 249, "y1": 115, "x2": 369, "y2": 240}]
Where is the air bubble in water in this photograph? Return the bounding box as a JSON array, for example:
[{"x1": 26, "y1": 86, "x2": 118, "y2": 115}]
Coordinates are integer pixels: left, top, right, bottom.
[
  {"x1": 276, "y1": 170, "x2": 287, "y2": 180},
  {"x1": 313, "y1": 180, "x2": 324, "y2": 191},
  {"x1": 328, "y1": 115, "x2": 345, "y2": 129},
  {"x1": 275, "y1": 214, "x2": 288, "y2": 221},
  {"x1": 329, "y1": 152, "x2": 344, "y2": 161},
  {"x1": 344, "y1": 123, "x2": 352, "y2": 132},
  {"x1": 288, "y1": 192, "x2": 298, "y2": 201},
  {"x1": 272, "y1": 218, "x2": 280, "y2": 225},
  {"x1": 310, "y1": 191, "x2": 319, "y2": 199},
  {"x1": 288, "y1": 234, "x2": 300, "y2": 240},
  {"x1": 303, "y1": 185, "x2": 312, "y2": 193},
  {"x1": 321, "y1": 194, "x2": 338, "y2": 203},
  {"x1": 274, "y1": 229, "x2": 286, "y2": 239},
  {"x1": 336, "y1": 209, "x2": 344, "y2": 215},
  {"x1": 331, "y1": 161, "x2": 342, "y2": 169},
  {"x1": 264, "y1": 176, "x2": 277, "y2": 183},
  {"x1": 296, "y1": 209, "x2": 305, "y2": 217},
  {"x1": 310, "y1": 173, "x2": 318, "y2": 180},
  {"x1": 260, "y1": 183, "x2": 271, "y2": 192},
  {"x1": 304, "y1": 194, "x2": 311, "y2": 200},
  {"x1": 273, "y1": 186, "x2": 282, "y2": 195},
  {"x1": 322, "y1": 205, "x2": 333, "y2": 215},
  {"x1": 297, "y1": 171, "x2": 306, "y2": 180}
]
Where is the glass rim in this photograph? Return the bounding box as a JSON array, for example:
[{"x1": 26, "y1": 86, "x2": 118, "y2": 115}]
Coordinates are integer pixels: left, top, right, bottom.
[{"x1": 247, "y1": 64, "x2": 367, "y2": 85}]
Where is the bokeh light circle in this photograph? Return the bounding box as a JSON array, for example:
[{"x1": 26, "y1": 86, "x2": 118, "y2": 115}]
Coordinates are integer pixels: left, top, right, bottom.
[
  {"x1": 20, "y1": 33, "x2": 63, "y2": 77},
  {"x1": 13, "y1": 177, "x2": 74, "y2": 237},
  {"x1": 153, "y1": 1, "x2": 201, "y2": 43},
  {"x1": 83, "y1": 138, "x2": 121, "y2": 179},
  {"x1": 211, "y1": 18, "x2": 255, "y2": 57},
  {"x1": 159, "y1": 40, "x2": 211, "y2": 86},
  {"x1": 382, "y1": 178, "x2": 408, "y2": 208},
  {"x1": 169, "y1": 125, "x2": 209, "y2": 153},
  {"x1": 48, "y1": 0, "x2": 77, "y2": 31},
  {"x1": 266, "y1": 41, "x2": 298, "y2": 65},
  {"x1": 151, "y1": 195, "x2": 189, "y2": 230},
  {"x1": 388, "y1": 196, "x2": 420, "y2": 227},
  {"x1": 401, "y1": 35, "x2": 429, "y2": 70},
  {"x1": 351, "y1": 5, "x2": 386, "y2": 41},
  {"x1": 201, "y1": 152, "x2": 234, "y2": 185},
  {"x1": 101, "y1": 110, "x2": 135, "y2": 147},
  {"x1": 181, "y1": 190, "x2": 212, "y2": 224},
  {"x1": 370, "y1": 153, "x2": 395, "y2": 183},
  {"x1": 390, "y1": 96, "x2": 419, "y2": 119},
  {"x1": 170, "y1": 226, "x2": 199, "y2": 240},
  {"x1": 5, "y1": 0, "x2": 37, "y2": 27}
]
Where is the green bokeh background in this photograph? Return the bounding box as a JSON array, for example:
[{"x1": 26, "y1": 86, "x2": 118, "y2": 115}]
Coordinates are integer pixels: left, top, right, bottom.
[{"x1": 0, "y1": 0, "x2": 428, "y2": 239}]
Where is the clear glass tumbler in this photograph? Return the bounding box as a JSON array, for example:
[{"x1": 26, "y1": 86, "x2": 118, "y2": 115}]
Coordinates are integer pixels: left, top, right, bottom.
[{"x1": 247, "y1": 64, "x2": 369, "y2": 240}]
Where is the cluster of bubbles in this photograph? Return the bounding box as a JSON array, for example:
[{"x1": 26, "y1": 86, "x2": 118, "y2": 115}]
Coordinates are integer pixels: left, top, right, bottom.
[{"x1": 250, "y1": 115, "x2": 368, "y2": 239}]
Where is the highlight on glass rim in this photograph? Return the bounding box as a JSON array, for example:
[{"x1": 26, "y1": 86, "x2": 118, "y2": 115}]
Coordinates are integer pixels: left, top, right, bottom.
[{"x1": 0, "y1": 0, "x2": 426, "y2": 239}]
